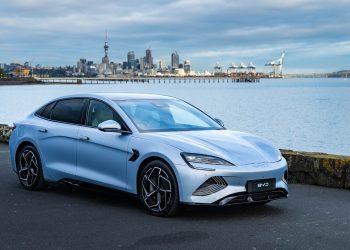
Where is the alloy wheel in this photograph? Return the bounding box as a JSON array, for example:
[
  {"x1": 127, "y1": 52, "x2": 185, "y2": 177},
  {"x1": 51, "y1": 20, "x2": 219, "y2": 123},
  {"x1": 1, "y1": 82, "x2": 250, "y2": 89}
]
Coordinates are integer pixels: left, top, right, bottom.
[
  {"x1": 18, "y1": 149, "x2": 39, "y2": 187},
  {"x1": 141, "y1": 166, "x2": 173, "y2": 213}
]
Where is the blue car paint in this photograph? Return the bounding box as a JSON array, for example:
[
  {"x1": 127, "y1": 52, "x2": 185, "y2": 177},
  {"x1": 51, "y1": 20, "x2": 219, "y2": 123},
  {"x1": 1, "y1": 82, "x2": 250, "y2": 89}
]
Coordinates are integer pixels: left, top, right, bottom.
[{"x1": 9, "y1": 93, "x2": 288, "y2": 204}]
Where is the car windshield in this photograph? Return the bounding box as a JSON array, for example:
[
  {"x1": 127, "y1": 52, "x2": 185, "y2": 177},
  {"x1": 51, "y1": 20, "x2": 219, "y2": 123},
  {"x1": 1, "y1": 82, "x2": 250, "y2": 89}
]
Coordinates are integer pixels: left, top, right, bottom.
[{"x1": 116, "y1": 99, "x2": 223, "y2": 132}]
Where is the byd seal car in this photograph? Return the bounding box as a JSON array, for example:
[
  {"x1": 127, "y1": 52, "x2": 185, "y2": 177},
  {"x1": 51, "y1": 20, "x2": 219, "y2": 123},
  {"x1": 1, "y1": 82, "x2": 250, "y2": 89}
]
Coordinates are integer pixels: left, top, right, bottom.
[{"x1": 9, "y1": 93, "x2": 288, "y2": 216}]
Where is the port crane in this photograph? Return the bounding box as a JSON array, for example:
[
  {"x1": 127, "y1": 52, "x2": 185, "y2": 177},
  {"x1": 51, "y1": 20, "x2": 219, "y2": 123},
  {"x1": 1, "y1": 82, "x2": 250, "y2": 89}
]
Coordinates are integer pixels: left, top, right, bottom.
[
  {"x1": 214, "y1": 62, "x2": 223, "y2": 73},
  {"x1": 227, "y1": 63, "x2": 238, "y2": 73},
  {"x1": 265, "y1": 51, "x2": 285, "y2": 77}
]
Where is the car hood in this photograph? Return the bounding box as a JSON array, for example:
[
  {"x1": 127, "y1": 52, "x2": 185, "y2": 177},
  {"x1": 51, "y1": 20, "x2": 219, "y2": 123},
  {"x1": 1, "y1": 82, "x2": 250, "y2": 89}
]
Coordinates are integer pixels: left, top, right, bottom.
[{"x1": 140, "y1": 129, "x2": 281, "y2": 166}]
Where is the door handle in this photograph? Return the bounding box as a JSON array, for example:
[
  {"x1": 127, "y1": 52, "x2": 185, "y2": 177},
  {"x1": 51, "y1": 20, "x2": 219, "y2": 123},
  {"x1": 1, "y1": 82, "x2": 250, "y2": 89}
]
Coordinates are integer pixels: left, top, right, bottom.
[
  {"x1": 38, "y1": 128, "x2": 47, "y2": 133},
  {"x1": 79, "y1": 136, "x2": 90, "y2": 141}
]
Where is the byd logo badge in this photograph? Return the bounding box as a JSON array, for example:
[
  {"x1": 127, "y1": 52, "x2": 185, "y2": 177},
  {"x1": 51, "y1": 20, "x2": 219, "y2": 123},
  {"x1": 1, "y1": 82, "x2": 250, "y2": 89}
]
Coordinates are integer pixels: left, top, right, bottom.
[{"x1": 257, "y1": 182, "x2": 269, "y2": 188}]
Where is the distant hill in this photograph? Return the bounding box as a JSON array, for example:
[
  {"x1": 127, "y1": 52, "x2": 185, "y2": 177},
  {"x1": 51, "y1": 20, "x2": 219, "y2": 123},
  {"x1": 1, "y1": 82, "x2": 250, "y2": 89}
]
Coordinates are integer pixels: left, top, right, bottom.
[
  {"x1": 327, "y1": 70, "x2": 350, "y2": 78},
  {"x1": 287, "y1": 70, "x2": 350, "y2": 78}
]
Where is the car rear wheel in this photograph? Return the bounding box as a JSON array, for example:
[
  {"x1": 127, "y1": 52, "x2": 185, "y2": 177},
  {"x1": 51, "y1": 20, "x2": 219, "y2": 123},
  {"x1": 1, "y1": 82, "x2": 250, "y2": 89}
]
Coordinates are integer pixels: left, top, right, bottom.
[
  {"x1": 138, "y1": 160, "x2": 179, "y2": 217},
  {"x1": 16, "y1": 145, "x2": 46, "y2": 190}
]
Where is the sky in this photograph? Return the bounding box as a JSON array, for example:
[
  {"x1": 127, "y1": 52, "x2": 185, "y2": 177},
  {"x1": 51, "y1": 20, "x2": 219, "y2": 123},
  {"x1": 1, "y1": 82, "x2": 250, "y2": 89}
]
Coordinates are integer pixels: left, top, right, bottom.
[{"x1": 1, "y1": 0, "x2": 350, "y2": 73}]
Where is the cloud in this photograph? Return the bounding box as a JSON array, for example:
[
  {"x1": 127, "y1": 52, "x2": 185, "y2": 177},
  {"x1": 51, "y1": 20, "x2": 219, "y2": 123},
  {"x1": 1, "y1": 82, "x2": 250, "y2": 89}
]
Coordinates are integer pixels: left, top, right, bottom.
[
  {"x1": 0, "y1": 0, "x2": 350, "y2": 72},
  {"x1": 223, "y1": 23, "x2": 350, "y2": 39},
  {"x1": 190, "y1": 40, "x2": 350, "y2": 58}
]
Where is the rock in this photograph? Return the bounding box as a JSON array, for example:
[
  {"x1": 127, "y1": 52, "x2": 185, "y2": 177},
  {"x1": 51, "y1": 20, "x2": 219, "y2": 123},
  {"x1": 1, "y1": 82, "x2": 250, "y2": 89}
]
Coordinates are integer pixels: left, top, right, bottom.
[
  {"x1": 345, "y1": 166, "x2": 350, "y2": 189},
  {"x1": 281, "y1": 149, "x2": 350, "y2": 189},
  {"x1": 0, "y1": 124, "x2": 12, "y2": 143}
]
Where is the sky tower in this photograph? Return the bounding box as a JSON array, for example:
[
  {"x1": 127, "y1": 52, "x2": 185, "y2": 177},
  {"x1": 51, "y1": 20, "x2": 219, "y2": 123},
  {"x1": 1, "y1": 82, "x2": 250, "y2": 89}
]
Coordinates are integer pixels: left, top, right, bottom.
[
  {"x1": 101, "y1": 31, "x2": 110, "y2": 65},
  {"x1": 104, "y1": 31, "x2": 109, "y2": 57}
]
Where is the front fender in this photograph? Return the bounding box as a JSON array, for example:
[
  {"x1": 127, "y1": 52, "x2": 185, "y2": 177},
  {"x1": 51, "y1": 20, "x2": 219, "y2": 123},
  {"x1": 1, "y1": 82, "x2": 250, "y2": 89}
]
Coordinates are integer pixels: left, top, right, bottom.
[{"x1": 125, "y1": 136, "x2": 185, "y2": 200}]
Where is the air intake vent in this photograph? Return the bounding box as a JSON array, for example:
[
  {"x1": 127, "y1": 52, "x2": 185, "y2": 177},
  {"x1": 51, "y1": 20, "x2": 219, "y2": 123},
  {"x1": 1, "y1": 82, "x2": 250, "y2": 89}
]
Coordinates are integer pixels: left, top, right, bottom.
[{"x1": 192, "y1": 176, "x2": 227, "y2": 196}]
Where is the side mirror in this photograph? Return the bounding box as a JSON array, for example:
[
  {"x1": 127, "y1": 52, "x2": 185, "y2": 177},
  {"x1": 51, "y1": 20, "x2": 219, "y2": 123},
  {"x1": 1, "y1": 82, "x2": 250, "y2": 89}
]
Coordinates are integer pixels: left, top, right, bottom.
[
  {"x1": 214, "y1": 118, "x2": 225, "y2": 128},
  {"x1": 97, "y1": 120, "x2": 122, "y2": 133}
]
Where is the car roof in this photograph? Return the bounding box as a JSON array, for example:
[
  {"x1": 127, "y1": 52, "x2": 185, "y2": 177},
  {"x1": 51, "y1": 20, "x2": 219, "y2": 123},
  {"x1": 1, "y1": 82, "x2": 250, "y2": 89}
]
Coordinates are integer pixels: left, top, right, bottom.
[
  {"x1": 96, "y1": 93, "x2": 176, "y2": 101},
  {"x1": 53, "y1": 93, "x2": 177, "y2": 102}
]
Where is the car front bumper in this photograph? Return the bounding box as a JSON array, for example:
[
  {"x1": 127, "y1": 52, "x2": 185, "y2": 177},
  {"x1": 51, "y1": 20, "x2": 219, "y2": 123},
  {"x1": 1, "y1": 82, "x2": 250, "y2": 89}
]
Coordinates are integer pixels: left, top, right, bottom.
[{"x1": 176, "y1": 157, "x2": 288, "y2": 205}]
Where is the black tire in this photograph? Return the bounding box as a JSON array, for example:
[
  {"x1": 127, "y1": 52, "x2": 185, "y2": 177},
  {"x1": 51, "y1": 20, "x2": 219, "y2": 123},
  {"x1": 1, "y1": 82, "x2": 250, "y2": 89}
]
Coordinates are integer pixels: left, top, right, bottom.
[
  {"x1": 16, "y1": 145, "x2": 46, "y2": 191},
  {"x1": 138, "y1": 160, "x2": 179, "y2": 217}
]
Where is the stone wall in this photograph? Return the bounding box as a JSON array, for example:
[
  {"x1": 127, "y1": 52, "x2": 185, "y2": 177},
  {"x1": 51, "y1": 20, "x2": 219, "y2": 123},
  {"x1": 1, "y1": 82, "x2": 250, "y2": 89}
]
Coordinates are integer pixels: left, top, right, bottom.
[
  {"x1": 281, "y1": 149, "x2": 350, "y2": 189},
  {"x1": 1, "y1": 124, "x2": 349, "y2": 189},
  {"x1": 0, "y1": 124, "x2": 12, "y2": 143}
]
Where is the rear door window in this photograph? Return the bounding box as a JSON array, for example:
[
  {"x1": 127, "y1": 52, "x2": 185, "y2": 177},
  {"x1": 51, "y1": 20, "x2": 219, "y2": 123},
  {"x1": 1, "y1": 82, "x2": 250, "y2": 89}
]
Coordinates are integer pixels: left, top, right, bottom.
[
  {"x1": 40, "y1": 102, "x2": 56, "y2": 119},
  {"x1": 51, "y1": 98, "x2": 86, "y2": 125}
]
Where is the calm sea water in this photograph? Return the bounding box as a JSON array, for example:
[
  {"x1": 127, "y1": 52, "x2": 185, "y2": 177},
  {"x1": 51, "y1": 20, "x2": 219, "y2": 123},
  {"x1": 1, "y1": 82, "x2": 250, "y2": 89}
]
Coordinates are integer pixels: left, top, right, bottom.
[{"x1": 0, "y1": 78, "x2": 349, "y2": 155}]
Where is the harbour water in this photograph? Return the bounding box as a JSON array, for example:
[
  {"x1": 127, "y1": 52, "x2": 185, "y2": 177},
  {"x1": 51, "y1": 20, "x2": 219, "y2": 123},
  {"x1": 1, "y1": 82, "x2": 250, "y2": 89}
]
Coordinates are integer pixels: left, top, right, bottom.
[{"x1": 0, "y1": 78, "x2": 349, "y2": 155}]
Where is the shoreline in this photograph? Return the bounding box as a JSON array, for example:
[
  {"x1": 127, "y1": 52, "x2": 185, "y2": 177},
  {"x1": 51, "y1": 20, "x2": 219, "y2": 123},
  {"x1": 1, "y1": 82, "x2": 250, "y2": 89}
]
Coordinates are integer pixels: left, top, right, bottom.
[
  {"x1": 7, "y1": 75, "x2": 262, "y2": 85},
  {"x1": 0, "y1": 76, "x2": 348, "y2": 86},
  {"x1": 0, "y1": 77, "x2": 41, "y2": 86}
]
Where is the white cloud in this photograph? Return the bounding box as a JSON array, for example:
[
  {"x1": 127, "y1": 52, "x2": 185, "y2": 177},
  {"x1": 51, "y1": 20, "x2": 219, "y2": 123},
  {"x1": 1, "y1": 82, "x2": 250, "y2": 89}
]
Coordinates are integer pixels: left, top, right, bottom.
[
  {"x1": 190, "y1": 40, "x2": 350, "y2": 58},
  {"x1": 1, "y1": 0, "x2": 350, "y2": 72},
  {"x1": 223, "y1": 22, "x2": 350, "y2": 39},
  {"x1": 189, "y1": 43, "x2": 299, "y2": 58}
]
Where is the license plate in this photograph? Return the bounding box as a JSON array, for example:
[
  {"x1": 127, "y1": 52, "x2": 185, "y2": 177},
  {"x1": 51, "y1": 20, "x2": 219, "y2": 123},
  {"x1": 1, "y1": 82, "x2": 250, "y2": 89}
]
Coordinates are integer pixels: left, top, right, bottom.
[{"x1": 246, "y1": 178, "x2": 276, "y2": 192}]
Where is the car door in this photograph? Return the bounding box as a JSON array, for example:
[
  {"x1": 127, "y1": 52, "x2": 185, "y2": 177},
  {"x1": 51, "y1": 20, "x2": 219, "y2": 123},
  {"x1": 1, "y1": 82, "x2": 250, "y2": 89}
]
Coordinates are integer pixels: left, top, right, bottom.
[
  {"x1": 36, "y1": 98, "x2": 87, "y2": 181},
  {"x1": 76, "y1": 99, "x2": 131, "y2": 190}
]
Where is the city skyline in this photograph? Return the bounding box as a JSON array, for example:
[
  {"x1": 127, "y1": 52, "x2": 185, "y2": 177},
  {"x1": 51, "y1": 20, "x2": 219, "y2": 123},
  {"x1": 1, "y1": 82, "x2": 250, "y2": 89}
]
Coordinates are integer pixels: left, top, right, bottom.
[{"x1": 1, "y1": 0, "x2": 350, "y2": 73}]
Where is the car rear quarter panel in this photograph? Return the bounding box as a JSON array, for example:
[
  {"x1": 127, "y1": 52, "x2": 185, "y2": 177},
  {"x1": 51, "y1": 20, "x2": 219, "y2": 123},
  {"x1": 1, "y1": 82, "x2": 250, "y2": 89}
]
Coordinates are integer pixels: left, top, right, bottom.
[{"x1": 9, "y1": 117, "x2": 45, "y2": 174}]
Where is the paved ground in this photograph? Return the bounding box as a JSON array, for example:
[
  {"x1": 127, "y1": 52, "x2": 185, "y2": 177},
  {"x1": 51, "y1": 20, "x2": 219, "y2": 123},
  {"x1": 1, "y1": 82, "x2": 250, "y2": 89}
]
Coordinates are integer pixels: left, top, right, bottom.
[{"x1": 1, "y1": 143, "x2": 350, "y2": 250}]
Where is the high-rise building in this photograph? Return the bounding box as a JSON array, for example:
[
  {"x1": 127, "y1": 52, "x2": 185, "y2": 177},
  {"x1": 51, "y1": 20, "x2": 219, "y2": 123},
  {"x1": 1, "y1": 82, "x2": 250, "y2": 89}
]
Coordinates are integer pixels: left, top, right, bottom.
[
  {"x1": 80, "y1": 58, "x2": 87, "y2": 64},
  {"x1": 127, "y1": 51, "x2": 135, "y2": 63},
  {"x1": 184, "y1": 60, "x2": 191, "y2": 73},
  {"x1": 171, "y1": 51, "x2": 179, "y2": 69},
  {"x1": 127, "y1": 51, "x2": 136, "y2": 69},
  {"x1": 144, "y1": 49, "x2": 153, "y2": 69},
  {"x1": 159, "y1": 59, "x2": 166, "y2": 70},
  {"x1": 139, "y1": 57, "x2": 145, "y2": 71},
  {"x1": 77, "y1": 58, "x2": 87, "y2": 74},
  {"x1": 122, "y1": 61, "x2": 128, "y2": 70}
]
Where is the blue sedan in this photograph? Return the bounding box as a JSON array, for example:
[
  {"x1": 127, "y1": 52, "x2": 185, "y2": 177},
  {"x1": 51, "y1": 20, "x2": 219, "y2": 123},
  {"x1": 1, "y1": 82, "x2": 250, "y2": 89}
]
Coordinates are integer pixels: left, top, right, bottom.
[{"x1": 9, "y1": 93, "x2": 288, "y2": 216}]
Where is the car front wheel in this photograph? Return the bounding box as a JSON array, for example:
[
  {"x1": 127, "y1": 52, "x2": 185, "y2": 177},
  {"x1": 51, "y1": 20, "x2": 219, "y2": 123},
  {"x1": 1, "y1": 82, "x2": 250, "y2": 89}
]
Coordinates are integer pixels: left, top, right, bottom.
[
  {"x1": 16, "y1": 145, "x2": 46, "y2": 190},
  {"x1": 138, "y1": 160, "x2": 179, "y2": 217}
]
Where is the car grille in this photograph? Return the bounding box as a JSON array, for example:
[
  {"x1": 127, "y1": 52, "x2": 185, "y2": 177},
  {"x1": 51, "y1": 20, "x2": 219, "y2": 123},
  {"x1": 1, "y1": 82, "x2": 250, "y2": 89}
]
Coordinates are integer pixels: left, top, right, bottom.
[
  {"x1": 192, "y1": 176, "x2": 227, "y2": 196},
  {"x1": 216, "y1": 188, "x2": 288, "y2": 206}
]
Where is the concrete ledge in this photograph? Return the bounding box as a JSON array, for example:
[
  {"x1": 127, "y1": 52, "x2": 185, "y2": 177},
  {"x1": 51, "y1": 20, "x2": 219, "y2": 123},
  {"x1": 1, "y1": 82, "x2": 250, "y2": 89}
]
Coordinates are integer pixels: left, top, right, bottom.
[
  {"x1": 0, "y1": 124, "x2": 12, "y2": 143},
  {"x1": 1, "y1": 124, "x2": 349, "y2": 189},
  {"x1": 281, "y1": 149, "x2": 350, "y2": 189}
]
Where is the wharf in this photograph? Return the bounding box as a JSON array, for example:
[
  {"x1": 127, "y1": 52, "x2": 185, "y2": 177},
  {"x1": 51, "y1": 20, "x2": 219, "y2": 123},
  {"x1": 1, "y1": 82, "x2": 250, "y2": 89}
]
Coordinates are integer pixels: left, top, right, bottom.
[{"x1": 38, "y1": 76, "x2": 260, "y2": 84}]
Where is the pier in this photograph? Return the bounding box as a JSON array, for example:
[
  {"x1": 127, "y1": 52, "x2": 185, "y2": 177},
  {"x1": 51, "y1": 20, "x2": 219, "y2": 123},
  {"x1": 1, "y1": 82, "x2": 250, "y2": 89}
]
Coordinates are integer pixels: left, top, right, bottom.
[{"x1": 37, "y1": 76, "x2": 260, "y2": 85}]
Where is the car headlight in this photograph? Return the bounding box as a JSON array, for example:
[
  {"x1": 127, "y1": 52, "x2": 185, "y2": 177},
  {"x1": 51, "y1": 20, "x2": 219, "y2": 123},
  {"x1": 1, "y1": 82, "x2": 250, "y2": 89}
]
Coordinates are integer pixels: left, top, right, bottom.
[{"x1": 181, "y1": 153, "x2": 234, "y2": 167}]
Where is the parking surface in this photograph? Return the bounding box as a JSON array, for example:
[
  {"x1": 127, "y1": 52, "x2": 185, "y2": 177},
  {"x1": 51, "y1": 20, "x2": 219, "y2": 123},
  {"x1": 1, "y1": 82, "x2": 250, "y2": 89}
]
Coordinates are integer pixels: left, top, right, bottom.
[{"x1": 1, "y1": 143, "x2": 349, "y2": 249}]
